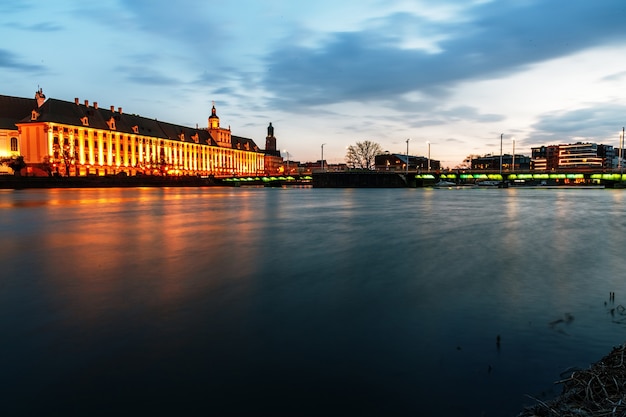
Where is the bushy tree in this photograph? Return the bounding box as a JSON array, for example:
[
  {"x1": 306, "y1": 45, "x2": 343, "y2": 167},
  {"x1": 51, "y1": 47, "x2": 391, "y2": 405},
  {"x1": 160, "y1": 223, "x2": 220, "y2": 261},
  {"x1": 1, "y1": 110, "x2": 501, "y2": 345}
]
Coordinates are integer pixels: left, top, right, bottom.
[
  {"x1": 1, "y1": 155, "x2": 26, "y2": 176},
  {"x1": 345, "y1": 140, "x2": 383, "y2": 170}
]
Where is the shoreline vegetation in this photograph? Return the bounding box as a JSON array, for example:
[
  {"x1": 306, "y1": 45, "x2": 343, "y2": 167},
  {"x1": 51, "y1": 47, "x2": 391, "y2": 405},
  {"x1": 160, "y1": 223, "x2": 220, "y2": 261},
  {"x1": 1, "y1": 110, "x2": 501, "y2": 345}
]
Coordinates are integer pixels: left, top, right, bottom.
[{"x1": 517, "y1": 343, "x2": 626, "y2": 417}]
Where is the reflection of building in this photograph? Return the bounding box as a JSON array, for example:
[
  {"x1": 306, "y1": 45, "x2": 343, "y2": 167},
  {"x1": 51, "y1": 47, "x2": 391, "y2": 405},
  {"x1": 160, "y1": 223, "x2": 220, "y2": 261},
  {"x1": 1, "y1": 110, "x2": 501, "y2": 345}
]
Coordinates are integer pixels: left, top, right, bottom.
[
  {"x1": 374, "y1": 153, "x2": 440, "y2": 171},
  {"x1": 471, "y1": 154, "x2": 531, "y2": 171},
  {"x1": 4, "y1": 89, "x2": 271, "y2": 177}
]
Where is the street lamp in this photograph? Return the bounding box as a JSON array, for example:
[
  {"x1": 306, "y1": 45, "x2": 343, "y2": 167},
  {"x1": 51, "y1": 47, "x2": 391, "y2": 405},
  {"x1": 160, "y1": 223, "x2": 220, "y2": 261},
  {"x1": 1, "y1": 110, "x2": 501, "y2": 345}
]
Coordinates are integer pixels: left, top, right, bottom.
[
  {"x1": 321, "y1": 143, "x2": 326, "y2": 172},
  {"x1": 618, "y1": 127, "x2": 624, "y2": 174},
  {"x1": 283, "y1": 149, "x2": 290, "y2": 173},
  {"x1": 499, "y1": 133, "x2": 503, "y2": 176},
  {"x1": 405, "y1": 138, "x2": 410, "y2": 174},
  {"x1": 427, "y1": 141, "x2": 431, "y2": 172},
  {"x1": 512, "y1": 137, "x2": 516, "y2": 172}
]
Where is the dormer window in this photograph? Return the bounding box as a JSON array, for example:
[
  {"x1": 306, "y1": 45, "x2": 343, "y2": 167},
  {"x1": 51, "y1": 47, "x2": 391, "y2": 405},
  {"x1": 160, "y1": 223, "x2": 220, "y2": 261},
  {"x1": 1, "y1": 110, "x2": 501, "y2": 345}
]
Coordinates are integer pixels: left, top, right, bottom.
[
  {"x1": 178, "y1": 132, "x2": 185, "y2": 142},
  {"x1": 192, "y1": 133, "x2": 199, "y2": 143},
  {"x1": 80, "y1": 116, "x2": 89, "y2": 126},
  {"x1": 106, "y1": 117, "x2": 116, "y2": 130},
  {"x1": 31, "y1": 110, "x2": 40, "y2": 120},
  {"x1": 132, "y1": 125, "x2": 139, "y2": 134}
]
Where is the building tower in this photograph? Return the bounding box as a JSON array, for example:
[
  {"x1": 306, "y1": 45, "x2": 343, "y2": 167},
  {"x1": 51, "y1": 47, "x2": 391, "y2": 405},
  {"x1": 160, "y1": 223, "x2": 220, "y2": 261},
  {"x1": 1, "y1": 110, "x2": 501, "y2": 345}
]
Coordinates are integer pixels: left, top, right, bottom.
[
  {"x1": 207, "y1": 102, "x2": 231, "y2": 148},
  {"x1": 265, "y1": 122, "x2": 276, "y2": 152}
]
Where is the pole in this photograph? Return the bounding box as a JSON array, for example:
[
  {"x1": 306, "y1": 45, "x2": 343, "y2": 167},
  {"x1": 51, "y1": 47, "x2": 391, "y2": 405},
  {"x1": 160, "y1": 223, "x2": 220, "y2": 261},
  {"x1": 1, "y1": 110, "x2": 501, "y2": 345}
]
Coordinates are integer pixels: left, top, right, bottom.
[
  {"x1": 622, "y1": 127, "x2": 624, "y2": 174},
  {"x1": 321, "y1": 143, "x2": 326, "y2": 172},
  {"x1": 512, "y1": 138, "x2": 515, "y2": 172},
  {"x1": 619, "y1": 127, "x2": 624, "y2": 174},
  {"x1": 427, "y1": 141, "x2": 431, "y2": 172},
  {"x1": 499, "y1": 133, "x2": 503, "y2": 176},
  {"x1": 405, "y1": 138, "x2": 410, "y2": 174}
]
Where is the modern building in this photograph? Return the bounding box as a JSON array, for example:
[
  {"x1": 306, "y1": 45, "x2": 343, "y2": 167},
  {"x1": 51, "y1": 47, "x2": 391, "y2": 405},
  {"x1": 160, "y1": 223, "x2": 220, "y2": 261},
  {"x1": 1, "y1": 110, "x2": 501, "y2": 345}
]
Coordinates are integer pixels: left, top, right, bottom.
[
  {"x1": 557, "y1": 142, "x2": 604, "y2": 170},
  {"x1": 2, "y1": 89, "x2": 271, "y2": 177},
  {"x1": 531, "y1": 145, "x2": 560, "y2": 171}
]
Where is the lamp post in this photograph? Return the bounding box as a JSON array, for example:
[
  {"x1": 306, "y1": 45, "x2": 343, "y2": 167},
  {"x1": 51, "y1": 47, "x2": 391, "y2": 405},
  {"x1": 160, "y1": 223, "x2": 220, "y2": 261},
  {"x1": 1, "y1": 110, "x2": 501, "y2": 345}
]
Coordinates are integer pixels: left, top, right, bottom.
[
  {"x1": 405, "y1": 138, "x2": 410, "y2": 175},
  {"x1": 283, "y1": 149, "x2": 289, "y2": 173},
  {"x1": 321, "y1": 143, "x2": 326, "y2": 172},
  {"x1": 499, "y1": 133, "x2": 503, "y2": 176},
  {"x1": 617, "y1": 127, "x2": 624, "y2": 174},
  {"x1": 427, "y1": 141, "x2": 431, "y2": 172},
  {"x1": 512, "y1": 137, "x2": 515, "y2": 172}
]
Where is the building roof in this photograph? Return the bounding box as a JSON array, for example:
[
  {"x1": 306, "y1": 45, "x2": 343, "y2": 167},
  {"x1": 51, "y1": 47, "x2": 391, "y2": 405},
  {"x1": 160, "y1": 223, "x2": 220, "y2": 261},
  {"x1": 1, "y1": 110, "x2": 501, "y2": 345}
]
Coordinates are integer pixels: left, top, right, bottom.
[
  {"x1": 15, "y1": 95, "x2": 263, "y2": 152},
  {"x1": 0, "y1": 94, "x2": 37, "y2": 130}
]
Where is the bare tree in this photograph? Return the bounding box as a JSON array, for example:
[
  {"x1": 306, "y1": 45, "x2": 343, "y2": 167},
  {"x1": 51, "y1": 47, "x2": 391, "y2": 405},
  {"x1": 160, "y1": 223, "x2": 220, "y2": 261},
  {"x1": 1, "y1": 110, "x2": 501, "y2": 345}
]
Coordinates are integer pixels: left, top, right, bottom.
[{"x1": 345, "y1": 140, "x2": 383, "y2": 170}]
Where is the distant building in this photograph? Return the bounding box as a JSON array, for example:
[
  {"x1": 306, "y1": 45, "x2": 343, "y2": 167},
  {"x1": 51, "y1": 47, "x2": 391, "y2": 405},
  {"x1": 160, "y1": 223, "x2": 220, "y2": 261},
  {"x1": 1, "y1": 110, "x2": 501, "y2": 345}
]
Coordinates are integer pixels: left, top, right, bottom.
[
  {"x1": 558, "y1": 143, "x2": 604, "y2": 170},
  {"x1": 0, "y1": 89, "x2": 275, "y2": 177},
  {"x1": 531, "y1": 142, "x2": 615, "y2": 171},
  {"x1": 374, "y1": 153, "x2": 440, "y2": 172},
  {"x1": 471, "y1": 154, "x2": 530, "y2": 171},
  {"x1": 531, "y1": 145, "x2": 560, "y2": 171},
  {"x1": 302, "y1": 160, "x2": 348, "y2": 173}
]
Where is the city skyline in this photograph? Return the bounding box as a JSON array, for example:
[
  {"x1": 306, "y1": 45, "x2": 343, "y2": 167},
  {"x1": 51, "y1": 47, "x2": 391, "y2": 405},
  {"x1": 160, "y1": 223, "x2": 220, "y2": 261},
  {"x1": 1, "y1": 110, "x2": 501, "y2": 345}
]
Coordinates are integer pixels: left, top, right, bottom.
[{"x1": 2, "y1": 1, "x2": 626, "y2": 168}]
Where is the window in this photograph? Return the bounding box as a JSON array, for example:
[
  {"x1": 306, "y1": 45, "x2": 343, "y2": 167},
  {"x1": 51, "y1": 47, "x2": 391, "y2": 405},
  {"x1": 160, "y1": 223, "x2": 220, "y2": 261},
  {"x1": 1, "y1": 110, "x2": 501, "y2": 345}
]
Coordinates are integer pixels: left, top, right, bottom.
[{"x1": 10, "y1": 137, "x2": 18, "y2": 152}]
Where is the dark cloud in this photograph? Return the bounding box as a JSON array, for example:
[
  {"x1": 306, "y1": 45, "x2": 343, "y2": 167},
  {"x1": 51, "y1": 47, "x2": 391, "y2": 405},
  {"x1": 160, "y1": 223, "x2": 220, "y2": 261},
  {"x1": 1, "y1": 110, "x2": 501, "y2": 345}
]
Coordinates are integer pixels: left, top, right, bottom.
[
  {"x1": 116, "y1": 65, "x2": 182, "y2": 86},
  {"x1": 530, "y1": 104, "x2": 626, "y2": 143},
  {"x1": 262, "y1": 0, "x2": 626, "y2": 110},
  {"x1": 14, "y1": 21, "x2": 63, "y2": 32},
  {"x1": 0, "y1": 49, "x2": 45, "y2": 72}
]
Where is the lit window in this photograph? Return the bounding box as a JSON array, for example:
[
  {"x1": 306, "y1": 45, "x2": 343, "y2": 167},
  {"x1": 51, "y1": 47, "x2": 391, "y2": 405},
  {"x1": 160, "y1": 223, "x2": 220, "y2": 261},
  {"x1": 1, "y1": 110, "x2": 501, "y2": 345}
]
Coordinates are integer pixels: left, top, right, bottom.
[{"x1": 10, "y1": 137, "x2": 18, "y2": 152}]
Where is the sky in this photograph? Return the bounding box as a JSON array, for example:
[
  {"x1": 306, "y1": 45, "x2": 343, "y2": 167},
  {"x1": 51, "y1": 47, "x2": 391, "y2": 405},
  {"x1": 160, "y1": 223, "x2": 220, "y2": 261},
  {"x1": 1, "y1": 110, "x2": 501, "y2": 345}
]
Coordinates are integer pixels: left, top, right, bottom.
[{"x1": 2, "y1": 0, "x2": 626, "y2": 168}]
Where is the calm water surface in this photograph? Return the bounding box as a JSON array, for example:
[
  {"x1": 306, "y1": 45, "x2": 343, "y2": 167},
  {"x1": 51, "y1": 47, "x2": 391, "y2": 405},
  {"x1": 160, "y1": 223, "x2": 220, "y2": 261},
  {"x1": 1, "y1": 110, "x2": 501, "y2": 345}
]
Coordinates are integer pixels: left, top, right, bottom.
[{"x1": 2, "y1": 186, "x2": 626, "y2": 416}]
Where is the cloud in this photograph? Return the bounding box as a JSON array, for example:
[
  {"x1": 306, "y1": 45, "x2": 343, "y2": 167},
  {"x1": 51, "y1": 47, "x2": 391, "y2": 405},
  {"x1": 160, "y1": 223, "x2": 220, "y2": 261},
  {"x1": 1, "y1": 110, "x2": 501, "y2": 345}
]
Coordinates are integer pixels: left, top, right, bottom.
[
  {"x1": 0, "y1": 49, "x2": 45, "y2": 72},
  {"x1": 531, "y1": 104, "x2": 626, "y2": 143},
  {"x1": 116, "y1": 65, "x2": 183, "y2": 86},
  {"x1": 261, "y1": 0, "x2": 626, "y2": 110}
]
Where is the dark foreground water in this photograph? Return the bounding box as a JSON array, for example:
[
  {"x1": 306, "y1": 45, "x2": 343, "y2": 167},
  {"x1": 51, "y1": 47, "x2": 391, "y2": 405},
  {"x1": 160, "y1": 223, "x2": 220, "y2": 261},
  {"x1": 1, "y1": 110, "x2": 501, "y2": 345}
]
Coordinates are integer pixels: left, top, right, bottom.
[{"x1": 2, "y1": 186, "x2": 626, "y2": 416}]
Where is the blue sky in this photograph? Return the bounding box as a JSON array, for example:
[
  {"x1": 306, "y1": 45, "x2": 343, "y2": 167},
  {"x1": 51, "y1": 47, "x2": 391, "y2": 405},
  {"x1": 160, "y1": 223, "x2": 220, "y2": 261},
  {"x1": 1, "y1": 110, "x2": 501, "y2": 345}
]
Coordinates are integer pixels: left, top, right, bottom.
[{"x1": 2, "y1": 0, "x2": 626, "y2": 167}]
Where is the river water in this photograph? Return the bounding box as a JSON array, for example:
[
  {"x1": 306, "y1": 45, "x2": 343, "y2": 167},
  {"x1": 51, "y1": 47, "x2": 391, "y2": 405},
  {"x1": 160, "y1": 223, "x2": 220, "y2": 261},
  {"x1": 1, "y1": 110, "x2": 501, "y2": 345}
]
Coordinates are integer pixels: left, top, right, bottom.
[{"x1": 1, "y1": 186, "x2": 626, "y2": 416}]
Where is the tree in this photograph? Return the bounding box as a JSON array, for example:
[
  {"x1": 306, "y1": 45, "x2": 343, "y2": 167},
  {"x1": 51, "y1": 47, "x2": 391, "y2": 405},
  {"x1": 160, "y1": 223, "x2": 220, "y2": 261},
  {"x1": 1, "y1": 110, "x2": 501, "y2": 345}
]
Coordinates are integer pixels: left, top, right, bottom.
[
  {"x1": 345, "y1": 140, "x2": 384, "y2": 170},
  {"x1": 1, "y1": 155, "x2": 26, "y2": 176}
]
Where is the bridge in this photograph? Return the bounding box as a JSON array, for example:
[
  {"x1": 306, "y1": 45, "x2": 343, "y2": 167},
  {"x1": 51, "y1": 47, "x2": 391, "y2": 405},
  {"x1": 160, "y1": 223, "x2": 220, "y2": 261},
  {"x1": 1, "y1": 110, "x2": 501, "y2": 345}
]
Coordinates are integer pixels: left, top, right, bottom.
[{"x1": 218, "y1": 170, "x2": 626, "y2": 188}]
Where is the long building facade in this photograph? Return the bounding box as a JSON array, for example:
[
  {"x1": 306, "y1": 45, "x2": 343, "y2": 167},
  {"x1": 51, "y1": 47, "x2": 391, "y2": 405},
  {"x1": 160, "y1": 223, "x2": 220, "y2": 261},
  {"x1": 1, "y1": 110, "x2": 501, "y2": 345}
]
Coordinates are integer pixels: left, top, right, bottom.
[{"x1": 4, "y1": 89, "x2": 267, "y2": 177}]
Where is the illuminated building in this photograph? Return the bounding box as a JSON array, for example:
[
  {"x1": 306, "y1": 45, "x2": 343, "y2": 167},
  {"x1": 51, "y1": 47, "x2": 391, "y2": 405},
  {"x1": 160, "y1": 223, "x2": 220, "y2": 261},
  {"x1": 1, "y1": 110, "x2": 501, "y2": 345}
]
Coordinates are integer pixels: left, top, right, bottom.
[
  {"x1": 5, "y1": 89, "x2": 267, "y2": 177},
  {"x1": 0, "y1": 95, "x2": 34, "y2": 174},
  {"x1": 471, "y1": 154, "x2": 531, "y2": 171}
]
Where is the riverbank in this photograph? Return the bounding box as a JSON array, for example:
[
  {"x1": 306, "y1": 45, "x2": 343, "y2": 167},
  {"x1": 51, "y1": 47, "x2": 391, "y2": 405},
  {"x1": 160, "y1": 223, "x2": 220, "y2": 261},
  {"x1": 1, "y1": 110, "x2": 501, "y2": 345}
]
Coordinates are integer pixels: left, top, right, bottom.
[
  {"x1": 517, "y1": 343, "x2": 626, "y2": 416},
  {"x1": 0, "y1": 175, "x2": 216, "y2": 189}
]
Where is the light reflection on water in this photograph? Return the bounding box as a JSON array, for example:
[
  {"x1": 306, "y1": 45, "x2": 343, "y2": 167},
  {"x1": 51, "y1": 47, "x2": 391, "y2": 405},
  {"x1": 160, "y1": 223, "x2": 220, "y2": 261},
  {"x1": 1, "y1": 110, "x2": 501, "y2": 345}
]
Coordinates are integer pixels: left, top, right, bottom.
[{"x1": 1, "y1": 187, "x2": 626, "y2": 416}]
